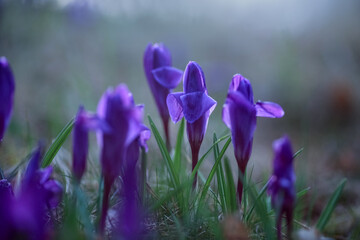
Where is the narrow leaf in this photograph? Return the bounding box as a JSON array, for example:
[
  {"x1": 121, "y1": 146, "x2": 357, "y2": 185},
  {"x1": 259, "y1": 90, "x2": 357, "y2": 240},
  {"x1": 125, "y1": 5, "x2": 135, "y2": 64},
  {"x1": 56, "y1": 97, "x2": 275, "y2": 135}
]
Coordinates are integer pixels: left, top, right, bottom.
[
  {"x1": 293, "y1": 147, "x2": 304, "y2": 159},
  {"x1": 174, "y1": 118, "x2": 185, "y2": 175},
  {"x1": 224, "y1": 157, "x2": 236, "y2": 212},
  {"x1": 213, "y1": 133, "x2": 227, "y2": 213},
  {"x1": 199, "y1": 138, "x2": 232, "y2": 202},
  {"x1": 42, "y1": 118, "x2": 74, "y2": 168},
  {"x1": 316, "y1": 178, "x2": 347, "y2": 231},
  {"x1": 190, "y1": 134, "x2": 230, "y2": 183},
  {"x1": 148, "y1": 116, "x2": 179, "y2": 189}
]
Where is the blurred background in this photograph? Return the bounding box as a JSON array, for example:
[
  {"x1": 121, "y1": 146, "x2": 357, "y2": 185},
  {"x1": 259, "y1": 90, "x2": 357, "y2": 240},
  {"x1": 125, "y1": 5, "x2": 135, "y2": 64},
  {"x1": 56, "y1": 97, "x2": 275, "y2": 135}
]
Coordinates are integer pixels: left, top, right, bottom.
[{"x1": 1, "y1": 0, "x2": 360, "y2": 232}]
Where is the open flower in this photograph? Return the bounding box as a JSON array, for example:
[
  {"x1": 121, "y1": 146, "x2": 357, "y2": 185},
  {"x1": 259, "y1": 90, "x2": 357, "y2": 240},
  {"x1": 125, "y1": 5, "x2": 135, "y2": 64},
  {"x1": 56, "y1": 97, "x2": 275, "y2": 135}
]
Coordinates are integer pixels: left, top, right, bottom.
[
  {"x1": 97, "y1": 84, "x2": 150, "y2": 233},
  {"x1": 267, "y1": 135, "x2": 295, "y2": 240},
  {"x1": 222, "y1": 74, "x2": 284, "y2": 204},
  {"x1": 167, "y1": 61, "x2": 217, "y2": 187},
  {"x1": 0, "y1": 57, "x2": 15, "y2": 141},
  {"x1": 144, "y1": 43, "x2": 183, "y2": 148},
  {"x1": 72, "y1": 106, "x2": 109, "y2": 182}
]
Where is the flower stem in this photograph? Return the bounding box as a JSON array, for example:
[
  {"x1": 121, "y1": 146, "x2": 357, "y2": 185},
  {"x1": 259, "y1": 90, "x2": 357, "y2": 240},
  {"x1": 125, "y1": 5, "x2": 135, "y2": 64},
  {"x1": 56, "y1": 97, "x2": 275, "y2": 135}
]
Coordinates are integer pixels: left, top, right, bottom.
[
  {"x1": 99, "y1": 178, "x2": 112, "y2": 235},
  {"x1": 191, "y1": 146, "x2": 200, "y2": 189},
  {"x1": 163, "y1": 118, "x2": 171, "y2": 151}
]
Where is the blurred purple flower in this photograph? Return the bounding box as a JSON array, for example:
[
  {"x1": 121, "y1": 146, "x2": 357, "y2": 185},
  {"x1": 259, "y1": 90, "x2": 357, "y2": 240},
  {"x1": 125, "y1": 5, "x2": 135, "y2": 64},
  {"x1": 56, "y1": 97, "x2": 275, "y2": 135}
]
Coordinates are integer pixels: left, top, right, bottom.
[
  {"x1": 222, "y1": 74, "x2": 284, "y2": 204},
  {"x1": 97, "y1": 84, "x2": 150, "y2": 233},
  {"x1": 23, "y1": 145, "x2": 63, "y2": 209},
  {"x1": 0, "y1": 178, "x2": 13, "y2": 198},
  {"x1": 0, "y1": 57, "x2": 15, "y2": 141},
  {"x1": 0, "y1": 186, "x2": 47, "y2": 240},
  {"x1": 167, "y1": 61, "x2": 216, "y2": 187},
  {"x1": 117, "y1": 134, "x2": 149, "y2": 239},
  {"x1": 267, "y1": 135, "x2": 295, "y2": 239},
  {"x1": 144, "y1": 43, "x2": 183, "y2": 148},
  {"x1": 72, "y1": 105, "x2": 109, "y2": 182},
  {"x1": 0, "y1": 145, "x2": 63, "y2": 240}
]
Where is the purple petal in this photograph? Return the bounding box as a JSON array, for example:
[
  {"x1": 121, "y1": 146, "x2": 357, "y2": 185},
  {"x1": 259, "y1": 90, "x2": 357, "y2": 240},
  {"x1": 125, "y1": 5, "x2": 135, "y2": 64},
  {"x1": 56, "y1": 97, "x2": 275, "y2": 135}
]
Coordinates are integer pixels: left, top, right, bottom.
[
  {"x1": 38, "y1": 166, "x2": 53, "y2": 184},
  {"x1": 226, "y1": 91, "x2": 257, "y2": 170},
  {"x1": 166, "y1": 92, "x2": 184, "y2": 123},
  {"x1": 0, "y1": 57, "x2": 15, "y2": 141},
  {"x1": 152, "y1": 43, "x2": 172, "y2": 68},
  {"x1": 152, "y1": 66, "x2": 183, "y2": 89},
  {"x1": 222, "y1": 103, "x2": 231, "y2": 130},
  {"x1": 183, "y1": 61, "x2": 207, "y2": 93},
  {"x1": 255, "y1": 101, "x2": 284, "y2": 118},
  {"x1": 229, "y1": 74, "x2": 253, "y2": 103},
  {"x1": 180, "y1": 92, "x2": 217, "y2": 124},
  {"x1": 23, "y1": 145, "x2": 42, "y2": 185},
  {"x1": 43, "y1": 179, "x2": 63, "y2": 208},
  {"x1": 139, "y1": 125, "x2": 151, "y2": 152}
]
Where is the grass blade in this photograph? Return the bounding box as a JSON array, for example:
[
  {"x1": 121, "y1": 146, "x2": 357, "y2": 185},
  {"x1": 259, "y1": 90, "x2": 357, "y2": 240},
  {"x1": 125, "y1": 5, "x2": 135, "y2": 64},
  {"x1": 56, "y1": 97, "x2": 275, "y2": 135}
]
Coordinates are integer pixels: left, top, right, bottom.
[
  {"x1": 41, "y1": 118, "x2": 74, "y2": 168},
  {"x1": 190, "y1": 134, "x2": 230, "y2": 183},
  {"x1": 316, "y1": 178, "x2": 347, "y2": 232},
  {"x1": 293, "y1": 147, "x2": 304, "y2": 159},
  {"x1": 174, "y1": 118, "x2": 185, "y2": 176},
  {"x1": 296, "y1": 187, "x2": 311, "y2": 199},
  {"x1": 213, "y1": 133, "x2": 227, "y2": 213},
  {"x1": 199, "y1": 138, "x2": 232, "y2": 203},
  {"x1": 148, "y1": 116, "x2": 179, "y2": 189},
  {"x1": 224, "y1": 157, "x2": 237, "y2": 212}
]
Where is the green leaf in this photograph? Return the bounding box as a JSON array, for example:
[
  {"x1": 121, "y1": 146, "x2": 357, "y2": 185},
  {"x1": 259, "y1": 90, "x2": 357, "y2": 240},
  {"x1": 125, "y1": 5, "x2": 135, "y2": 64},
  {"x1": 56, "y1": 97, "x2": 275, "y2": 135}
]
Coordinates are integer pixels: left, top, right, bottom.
[
  {"x1": 213, "y1": 133, "x2": 227, "y2": 213},
  {"x1": 293, "y1": 147, "x2": 304, "y2": 159},
  {"x1": 174, "y1": 118, "x2": 185, "y2": 176},
  {"x1": 245, "y1": 178, "x2": 270, "y2": 223},
  {"x1": 199, "y1": 137, "x2": 232, "y2": 203},
  {"x1": 148, "y1": 116, "x2": 179, "y2": 189},
  {"x1": 41, "y1": 118, "x2": 74, "y2": 168},
  {"x1": 224, "y1": 157, "x2": 237, "y2": 212},
  {"x1": 316, "y1": 178, "x2": 347, "y2": 232},
  {"x1": 190, "y1": 134, "x2": 230, "y2": 183},
  {"x1": 296, "y1": 187, "x2": 311, "y2": 199}
]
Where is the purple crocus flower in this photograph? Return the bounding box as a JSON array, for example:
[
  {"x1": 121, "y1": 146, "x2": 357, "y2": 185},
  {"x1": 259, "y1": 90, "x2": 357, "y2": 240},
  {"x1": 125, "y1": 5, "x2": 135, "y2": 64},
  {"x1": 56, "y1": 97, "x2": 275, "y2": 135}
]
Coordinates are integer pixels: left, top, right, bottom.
[
  {"x1": 144, "y1": 43, "x2": 183, "y2": 148},
  {"x1": 0, "y1": 146, "x2": 63, "y2": 240},
  {"x1": 222, "y1": 74, "x2": 284, "y2": 204},
  {"x1": 267, "y1": 135, "x2": 295, "y2": 240},
  {"x1": 97, "y1": 84, "x2": 149, "y2": 233},
  {"x1": 167, "y1": 61, "x2": 217, "y2": 187},
  {"x1": 72, "y1": 105, "x2": 109, "y2": 182},
  {"x1": 117, "y1": 130, "x2": 149, "y2": 239},
  {"x1": 0, "y1": 57, "x2": 15, "y2": 141},
  {"x1": 23, "y1": 145, "x2": 63, "y2": 209},
  {"x1": 0, "y1": 185, "x2": 47, "y2": 240}
]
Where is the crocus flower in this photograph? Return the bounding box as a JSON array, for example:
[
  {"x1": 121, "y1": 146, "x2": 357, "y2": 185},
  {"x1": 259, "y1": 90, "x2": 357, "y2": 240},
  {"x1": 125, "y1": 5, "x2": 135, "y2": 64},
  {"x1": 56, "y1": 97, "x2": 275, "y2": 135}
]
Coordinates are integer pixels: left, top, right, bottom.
[
  {"x1": 222, "y1": 74, "x2": 284, "y2": 204},
  {"x1": 0, "y1": 57, "x2": 15, "y2": 141},
  {"x1": 0, "y1": 146, "x2": 63, "y2": 240},
  {"x1": 23, "y1": 145, "x2": 63, "y2": 209},
  {"x1": 117, "y1": 129, "x2": 150, "y2": 239},
  {"x1": 72, "y1": 105, "x2": 109, "y2": 182},
  {"x1": 267, "y1": 135, "x2": 295, "y2": 239},
  {"x1": 0, "y1": 185, "x2": 47, "y2": 240},
  {"x1": 167, "y1": 61, "x2": 217, "y2": 187},
  {"x1": 97, "y1": 84, "x2": 149, "y2": 233},
  {"x1": 144, "y1": 43, "x2": 183, "y2": 148}
]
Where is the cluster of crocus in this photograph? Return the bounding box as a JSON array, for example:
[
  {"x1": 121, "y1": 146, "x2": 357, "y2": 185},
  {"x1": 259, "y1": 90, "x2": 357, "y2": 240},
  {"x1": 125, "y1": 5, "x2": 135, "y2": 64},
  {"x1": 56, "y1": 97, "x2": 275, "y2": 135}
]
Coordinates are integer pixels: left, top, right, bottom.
[
  {"x1": 0, "y1": 57, "x2": 15, "y2": 142},
  {"x1": 0, "y1": 145, "x2": 63, "y2": 240},
  {"x1": 267, "y1": 136, "x2": 295, "y2": 240},
  {"x1": 96, "y1": 84, "x2": 150, "y2": 234},
  {"x1": 167, "y1": 61, "x2": 217, "y2": 187},
  {"x1": 222, "y1": 74, "x2": 284, "y2": 204},
  {"x1": 143, "y1": 43, "x2": 183, "y2": 148}
]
